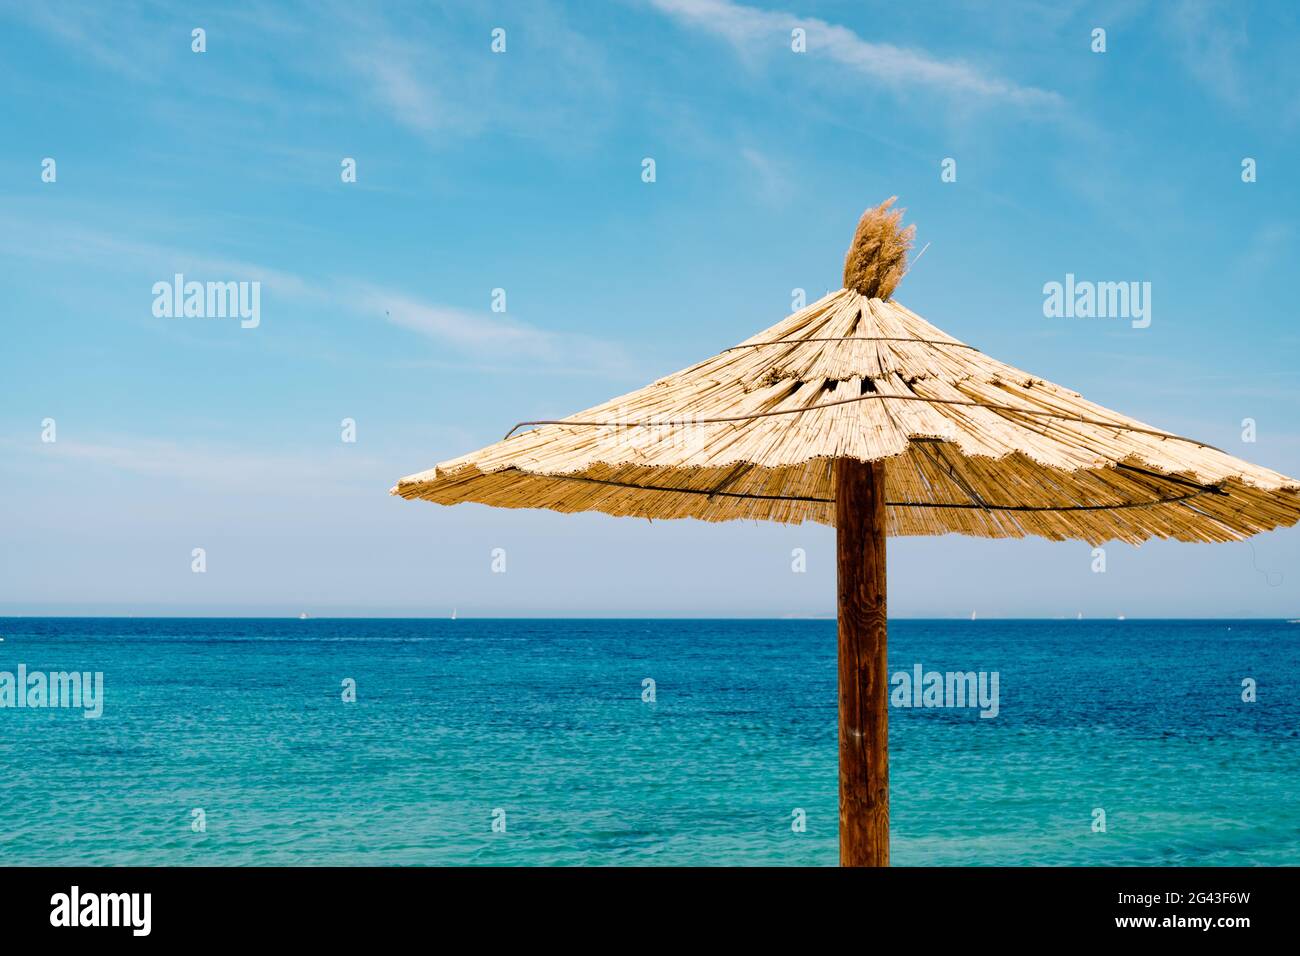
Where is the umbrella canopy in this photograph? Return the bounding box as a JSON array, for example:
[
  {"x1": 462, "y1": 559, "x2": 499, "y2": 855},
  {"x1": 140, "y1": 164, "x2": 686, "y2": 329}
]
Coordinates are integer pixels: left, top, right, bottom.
[
  {"x1": 393, "y1": 203, "x2": 1300, "y2": 546},
  {"x1": 393, "y1": 199, "x2": 1300, "y2": 867}
]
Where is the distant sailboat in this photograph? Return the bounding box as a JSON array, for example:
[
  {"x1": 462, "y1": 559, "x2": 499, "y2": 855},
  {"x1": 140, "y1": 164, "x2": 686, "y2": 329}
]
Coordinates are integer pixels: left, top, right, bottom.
[
  {"x1": 451, "y1": 607, "x2": 458, "y2": 621},
  {"x1": 969, "y1": 610, "x2": 977, "y2": 621},
  {"x1": 1117, "y1": 614, "x2": 1126, "y2": 621},
  {"x1": 1076, "y1": 611, "x2": 1083, "y2": 620},
  {"x1": 299, "y1": 612, "x2": 310, "y2": 620}
]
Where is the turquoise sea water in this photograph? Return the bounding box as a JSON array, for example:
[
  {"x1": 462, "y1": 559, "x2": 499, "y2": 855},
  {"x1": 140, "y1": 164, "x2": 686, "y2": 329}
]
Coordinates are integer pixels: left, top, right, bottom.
[{"x1": 0, "y1": 617, "x2": 1296, "y2": 866}]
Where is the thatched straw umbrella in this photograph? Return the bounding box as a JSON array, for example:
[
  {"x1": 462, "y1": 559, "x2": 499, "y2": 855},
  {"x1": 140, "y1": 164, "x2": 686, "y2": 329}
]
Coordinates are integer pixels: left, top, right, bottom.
[{"x1": 393, "y1": 199, "x2": 1300, "y2": 866}]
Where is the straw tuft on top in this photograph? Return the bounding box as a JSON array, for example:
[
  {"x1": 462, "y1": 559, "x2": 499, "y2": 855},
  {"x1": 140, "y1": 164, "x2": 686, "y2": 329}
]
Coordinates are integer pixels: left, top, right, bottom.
[{"x1": 842, "y1": 197, "x2": 915, "y2": 300}]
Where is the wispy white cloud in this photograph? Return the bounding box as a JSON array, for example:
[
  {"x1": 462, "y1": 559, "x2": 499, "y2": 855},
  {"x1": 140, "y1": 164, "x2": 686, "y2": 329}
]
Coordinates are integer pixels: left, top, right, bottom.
[
  {"x1": 333, "y1": 17, "x2": 481, "y2": 139},
  {"x1": 1164, "y1": 0, "x2": 1249, "y2": 106},
  {"x1": 2, "y1": 0, "x2": 616, "y2": 148},
  {"x1": 351, "y1": 286, "x2": 633, "y2": 371},
  {"x1": 738, "y1": 146, "x2": 791, "y2": 204},
  {"x1": 0, "y1": 219, "x2": 323, "y2": 303},
  {"x1": 5, "y1": 436, "x2": 386, "y2": 495},
  {"x1": 0, "y1": 211, "x2": 633, "y2": 373},
  {"x1": 1, "y1": 0, "x2": 163, "y2": 81},
  {"x1": 327, "y1": 3, "x2": 615, "y2": 145},
  {"x1": 649, "y1": 0, "x2": 1062, "y2": 109},
  {"x1": 349, "y1": 49, "x2": 450, "y2": 135}
]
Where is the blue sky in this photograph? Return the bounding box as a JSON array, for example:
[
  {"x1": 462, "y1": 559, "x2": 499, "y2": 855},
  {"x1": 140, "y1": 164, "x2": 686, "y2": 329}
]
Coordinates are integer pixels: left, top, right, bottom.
[{"x1": 1, "y1": 0, "x2": 1298, "y2": 617}]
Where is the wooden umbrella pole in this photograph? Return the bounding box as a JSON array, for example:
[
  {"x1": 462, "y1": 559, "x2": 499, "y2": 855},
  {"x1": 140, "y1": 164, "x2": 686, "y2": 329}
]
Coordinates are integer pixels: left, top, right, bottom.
[{"x1": 835, "y1": 457, "x2": 889, "y2": 866}]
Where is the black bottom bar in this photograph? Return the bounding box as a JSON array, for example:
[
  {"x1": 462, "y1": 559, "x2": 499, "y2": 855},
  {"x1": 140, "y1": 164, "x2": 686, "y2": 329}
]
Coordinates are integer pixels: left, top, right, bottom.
[{"x1": 0, "y1": 866, "x2": 1289, "y2": 941}]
